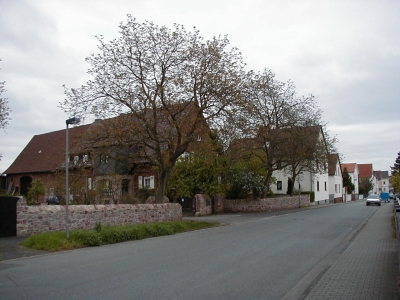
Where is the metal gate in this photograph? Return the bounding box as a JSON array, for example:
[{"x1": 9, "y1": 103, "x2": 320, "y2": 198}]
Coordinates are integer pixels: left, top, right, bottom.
[{"x1": 0, "y1": 196, "x2": 19, "y2": 237}]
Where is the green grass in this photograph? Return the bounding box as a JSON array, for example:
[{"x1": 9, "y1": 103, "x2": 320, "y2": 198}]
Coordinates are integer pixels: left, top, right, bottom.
[{"x1": 19, "y1": 220, "x2": 219, "y2": 251}]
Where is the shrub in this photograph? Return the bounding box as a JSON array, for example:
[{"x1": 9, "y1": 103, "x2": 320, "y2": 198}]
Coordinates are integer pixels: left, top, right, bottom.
[
  {"x1": 20, "y1": 221, "x2": 219, "y2": 251},
  {"x1": 71, "y1": 230, "x2": 102, "y2": 246}
]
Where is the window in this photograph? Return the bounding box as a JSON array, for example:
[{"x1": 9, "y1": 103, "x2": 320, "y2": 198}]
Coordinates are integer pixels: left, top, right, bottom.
[
  {"x1": 73, "y1": 156, "x2": 79, "y2": 165},
  {"x1": 100, "y1": 154, "x2": 109, "y2": 164},
  {"x1": 138, "y1": 175, "x2": 154, "y2": 189},
  {"x1": 335, "y1": 184, "x2": 337, "y2": 193},
  {"x1": 144, "y1": 177, "x2": 151, "y2": 188},
  {"x1": 317, "y1": 181, "x2": 320, "y2": 191},
  {"x1": 88, "y1": 178, "x2": 93, "y2": 190},
  {"x1": 138, "y1": 176, "x2": 142, "y2": 189},
  {"x1": 197, "y1": 134, "x2": 202, "y2": 141},
  {"x1": 83, "y1": 154, "x2": 90, "y2": 164},
  {"x1": 325, "y1": 182, "x2": 327, "y2": 191},
  {"x1": 103, "y1": 180, "x2": 112, "y2": 196},
  {"x1": 277, "y1": 181, "x2": 282, "y2": 190}
]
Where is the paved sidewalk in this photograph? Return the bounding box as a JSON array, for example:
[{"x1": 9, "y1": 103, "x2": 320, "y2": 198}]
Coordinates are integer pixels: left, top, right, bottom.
[{"x1": 305, "y1": 203, "x2": 398, "y2": 300}]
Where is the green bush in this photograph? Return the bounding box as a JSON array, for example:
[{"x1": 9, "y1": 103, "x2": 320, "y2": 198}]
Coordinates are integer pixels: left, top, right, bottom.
[{"x1": 70, "y1": 230, "x2": 102, "y2": 246}]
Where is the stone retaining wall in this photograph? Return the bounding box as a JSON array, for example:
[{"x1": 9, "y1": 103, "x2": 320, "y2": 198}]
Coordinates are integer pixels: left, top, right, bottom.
[
  {"x1": 16, "y1": 197, "x2": 182, "y2": 237},
  {"x1": 223, "y1": 195, "x2": 310, "y2": 213}
]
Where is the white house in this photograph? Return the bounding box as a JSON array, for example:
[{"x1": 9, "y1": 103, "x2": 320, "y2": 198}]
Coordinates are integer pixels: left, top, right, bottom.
[
  {"x1": 270, "y1": 126, "x2": 330, "y2": 203},
  {"x1": 340, "y1": 163, "x2": 359, "y2": 201},
  {"x1": 374, "y1": 170, "x2": 390, "y2": 193},
  {"x1": 328, "y1": 153, "x2": 343, "y2": 203}
]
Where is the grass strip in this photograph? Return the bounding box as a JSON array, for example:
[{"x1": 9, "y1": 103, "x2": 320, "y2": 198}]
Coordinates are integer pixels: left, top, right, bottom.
[{"x1": 19, "y1": 220, "x2": 218, "y2": 251}]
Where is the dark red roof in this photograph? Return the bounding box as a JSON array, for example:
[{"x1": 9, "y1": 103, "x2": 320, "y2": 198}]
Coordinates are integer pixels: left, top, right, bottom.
[
  {"x1": 358, "y1": 163, "x2": 373, "y2": 178},
  {"x1": 341, "y1": 163, "x2": 357, "y2": 173},
  {"x1": 4, "y1": 124, "x2": 91, "y2": 174},
  {"x1": 328, "y1": 153, "x2": 340, "y2": 176}
]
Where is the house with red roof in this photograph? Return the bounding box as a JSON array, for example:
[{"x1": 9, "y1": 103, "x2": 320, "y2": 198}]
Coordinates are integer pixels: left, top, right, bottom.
[
  {"x1": 4, "y1": 104, "x2": 209, "y2": 204},
  {"x1": 340, "y1": 163, "x2": 359, "y2": 200},
  {"x1": 3, "y1": 124, "x2": 92, "y2": 202},
  {"x1": 358, "y1": 163, "x2": 378, "y2": 194}
]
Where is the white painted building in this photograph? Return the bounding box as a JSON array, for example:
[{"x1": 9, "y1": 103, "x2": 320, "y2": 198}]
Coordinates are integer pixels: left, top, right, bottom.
[
  {"x1": 271, "y1": 169, "x2": 330, "y2": 203},
  {"x1": 328, "y1": 153, "x2": 343, "y2": 203},
  {"x1": 340, "y1": 163, "x2": 359, "y2": 200}
]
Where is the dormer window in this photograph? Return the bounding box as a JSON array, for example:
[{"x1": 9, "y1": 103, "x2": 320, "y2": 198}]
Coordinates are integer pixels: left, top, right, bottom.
[{"x1": 100, "y1": 154, "x2": 109, "y2": 164}]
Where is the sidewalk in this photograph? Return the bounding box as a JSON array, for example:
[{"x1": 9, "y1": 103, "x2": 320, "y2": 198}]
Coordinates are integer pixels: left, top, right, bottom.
[{"x1": 304, "y1": 202, "x2": 398, "y2": 300}]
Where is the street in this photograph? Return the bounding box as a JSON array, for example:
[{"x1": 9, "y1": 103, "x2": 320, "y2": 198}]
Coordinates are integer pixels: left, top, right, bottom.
[{"x1": 0, "y1": 201, "x2": 397, "y2": 300}]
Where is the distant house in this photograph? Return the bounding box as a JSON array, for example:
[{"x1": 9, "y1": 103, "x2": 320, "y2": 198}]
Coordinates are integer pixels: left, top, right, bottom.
[
  {"x1": 358, "y1": 163, "x2": 377, "y2": 194},
  {"x1": 340, "y1": 163, "x2": 359, "y2": 200},
  {"x1": 328, "y1": 153, "x2": 343, "y2": 203},
  {"x1": 374, "y1": 170, "x2": 390, "y2": 193}
]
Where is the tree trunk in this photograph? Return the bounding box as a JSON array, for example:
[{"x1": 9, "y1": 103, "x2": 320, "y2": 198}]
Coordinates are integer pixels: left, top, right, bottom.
[
  {"x1": 289, "y1": 174, "x2": 297, "y2": 196},
  {"x1": 155, "y1": 166, "x2": 173, "y2": 203},
  {"x1": 262, "y1": 170, "x2": 274, "y2": 198}
]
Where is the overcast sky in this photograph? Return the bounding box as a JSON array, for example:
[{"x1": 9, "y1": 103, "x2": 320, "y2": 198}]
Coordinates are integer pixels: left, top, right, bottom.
[{"x1": 0, "y1": 0, "x2": 399, "y2": 174}]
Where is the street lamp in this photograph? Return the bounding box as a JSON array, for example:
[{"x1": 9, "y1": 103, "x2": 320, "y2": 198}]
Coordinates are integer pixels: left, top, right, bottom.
[
  {"x1": 297, "y1": 172, "x2": 303, "y2": 208},
  {"x1": 65, "y1": 117, "x2": 80, "y2": 239}
]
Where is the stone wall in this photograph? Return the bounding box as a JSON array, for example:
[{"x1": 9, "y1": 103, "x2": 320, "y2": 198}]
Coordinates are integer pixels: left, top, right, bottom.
[
  {"x1": 223, "y1": 195, "x2": 310, "y2": 213},
  {"x1": 193, "y1": 194, "x2": 212, "y2": 216},
  {"x1": 16, "y1": 197, "x2": 182, "y2": 237}
]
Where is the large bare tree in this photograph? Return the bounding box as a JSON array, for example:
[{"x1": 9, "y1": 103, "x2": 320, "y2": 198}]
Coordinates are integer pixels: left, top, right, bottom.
[
  {"x1": 0, "y1": 59, "x2": 11, "y2": 161},
  {"x1": 0, "y1": 59, "x2": 11, "y2": 130},
  {"x1": 60, "y1": 16, "x2": 245, "y2": 202},
  {"x1": 238, "y1": 69, "x2": 329, "y2": 197}
]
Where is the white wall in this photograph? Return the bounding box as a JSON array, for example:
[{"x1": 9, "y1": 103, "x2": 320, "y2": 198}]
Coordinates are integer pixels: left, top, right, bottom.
[{"x1": 271, "y1": 169, "x2": 330, "y2": 202}]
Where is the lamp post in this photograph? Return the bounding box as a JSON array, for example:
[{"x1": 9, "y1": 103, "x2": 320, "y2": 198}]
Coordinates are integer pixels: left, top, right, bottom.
[
  {"x1": 65, "y1": 117, "x2": 80, "y2": 239},
  {"x1": 297, "y1": 172, "x2": 303, "y2": 208}
]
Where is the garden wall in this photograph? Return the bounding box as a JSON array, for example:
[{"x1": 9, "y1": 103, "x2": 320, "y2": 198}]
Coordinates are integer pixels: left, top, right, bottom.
[
  {"x1": 193, "y1": 194, "x2": 212, "y2": 216},
  {"x1": 16, "y1": 197, "x2": 182, "y2": 237},
  {"x1": 191, "y1": 194, "x2": 311, "y2": 215},
  {"x1": 222, "y1": 195, "x2": 310, "y2": 213}
]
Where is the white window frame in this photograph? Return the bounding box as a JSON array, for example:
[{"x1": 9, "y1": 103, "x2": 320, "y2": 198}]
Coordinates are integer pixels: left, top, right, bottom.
[{"x1": 139, "y1": 175, "x2": 154, "y2": 189}]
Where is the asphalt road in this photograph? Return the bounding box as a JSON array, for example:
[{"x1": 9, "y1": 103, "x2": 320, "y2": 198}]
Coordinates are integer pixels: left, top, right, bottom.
[{"x1": 0, "y1": 201, "x2": 381, "y2": 300}]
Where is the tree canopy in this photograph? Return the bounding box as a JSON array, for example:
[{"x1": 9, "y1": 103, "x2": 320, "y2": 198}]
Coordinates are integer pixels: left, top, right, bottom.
[
  {"x1": 231, "y1": 69, "x2": 330, "y2": 196},
  {"x1": 61, "y1": 16, "x2": 245, "y2": 202},
  {"x1": 342, "y1": 168, "x2": 355, "y2": 194},
  {"x1": 391, "y1": 151, "x2": 400, "y2": 176},
  {"x1": 358, "y1": 177, "x2": 374, "y2": 195},
  {"x1": 60, "y1": 16, "x2": 335, "y2": 202}
]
